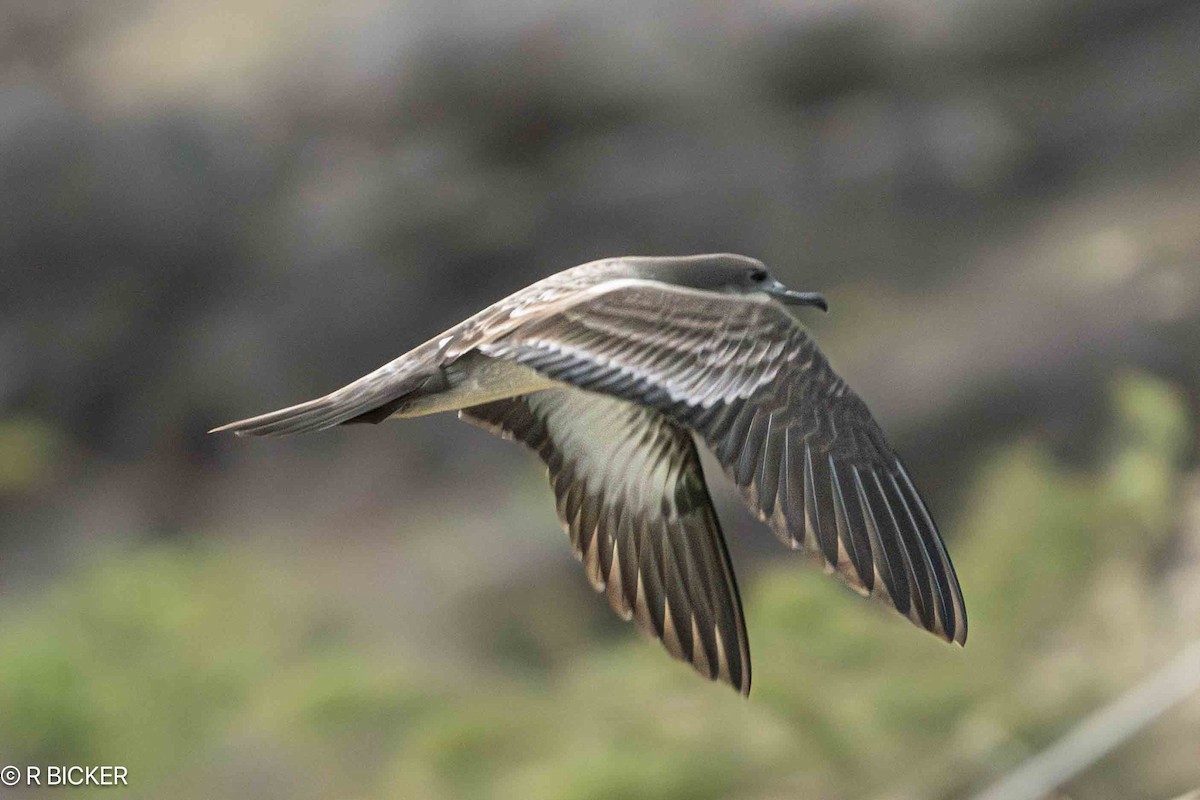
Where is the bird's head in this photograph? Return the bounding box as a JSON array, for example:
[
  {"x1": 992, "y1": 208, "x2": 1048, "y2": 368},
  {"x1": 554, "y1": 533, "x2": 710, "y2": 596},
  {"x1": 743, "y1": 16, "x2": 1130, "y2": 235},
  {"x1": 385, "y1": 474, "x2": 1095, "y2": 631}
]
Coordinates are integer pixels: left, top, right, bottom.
[{"x1": 625, "y1": 253, "x2": 828, "y2": 311}]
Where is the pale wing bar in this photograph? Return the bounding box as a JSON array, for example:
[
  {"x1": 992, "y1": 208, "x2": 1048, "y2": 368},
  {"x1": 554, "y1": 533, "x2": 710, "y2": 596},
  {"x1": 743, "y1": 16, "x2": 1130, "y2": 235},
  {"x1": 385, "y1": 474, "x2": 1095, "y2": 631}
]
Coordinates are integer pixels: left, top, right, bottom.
[
  {"x1": 481, "y1": 285, "x2": 967, "y2": 645},
  {"x1": 460, "y1": 388, "x2": 751, "y2": 694}
]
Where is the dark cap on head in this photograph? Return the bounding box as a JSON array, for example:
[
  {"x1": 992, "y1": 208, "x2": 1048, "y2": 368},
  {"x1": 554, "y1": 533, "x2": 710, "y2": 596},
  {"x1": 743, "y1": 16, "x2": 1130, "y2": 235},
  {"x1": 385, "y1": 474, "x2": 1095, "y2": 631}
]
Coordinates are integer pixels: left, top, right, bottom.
[{"x1": 623, "y1": 253, "x2": 828, "y2": 311}]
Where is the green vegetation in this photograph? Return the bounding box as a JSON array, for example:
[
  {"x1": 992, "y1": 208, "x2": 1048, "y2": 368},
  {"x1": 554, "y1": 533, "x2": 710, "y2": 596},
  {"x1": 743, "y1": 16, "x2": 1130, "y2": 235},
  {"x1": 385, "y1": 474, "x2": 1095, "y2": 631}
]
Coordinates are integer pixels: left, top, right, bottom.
[{"x1": 1, "y1": 372, "x2": 1196, "y2": 799}]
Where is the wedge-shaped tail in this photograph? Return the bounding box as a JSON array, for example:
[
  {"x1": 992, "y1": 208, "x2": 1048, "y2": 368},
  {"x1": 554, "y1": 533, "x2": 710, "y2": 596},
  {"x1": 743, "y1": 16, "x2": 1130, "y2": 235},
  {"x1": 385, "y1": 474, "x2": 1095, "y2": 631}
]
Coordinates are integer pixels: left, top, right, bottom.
[{"x1": 210, "y1": 359, "x2": 432, "y2": 437}]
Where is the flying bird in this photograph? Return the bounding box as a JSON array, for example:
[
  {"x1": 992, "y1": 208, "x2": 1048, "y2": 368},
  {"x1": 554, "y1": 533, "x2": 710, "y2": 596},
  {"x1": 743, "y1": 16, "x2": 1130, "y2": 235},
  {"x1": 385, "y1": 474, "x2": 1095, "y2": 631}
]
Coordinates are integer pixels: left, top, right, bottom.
[{"x1": 214, "y1": 253, "x2": 967, "y2": 695}]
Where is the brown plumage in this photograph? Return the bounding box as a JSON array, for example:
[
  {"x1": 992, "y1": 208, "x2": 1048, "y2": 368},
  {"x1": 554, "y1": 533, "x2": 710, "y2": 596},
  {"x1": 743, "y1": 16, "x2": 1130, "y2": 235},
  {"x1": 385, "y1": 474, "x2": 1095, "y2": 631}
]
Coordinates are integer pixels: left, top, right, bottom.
[{"x1": 214, "y1": 253, "x2": 967, "y2": 695}]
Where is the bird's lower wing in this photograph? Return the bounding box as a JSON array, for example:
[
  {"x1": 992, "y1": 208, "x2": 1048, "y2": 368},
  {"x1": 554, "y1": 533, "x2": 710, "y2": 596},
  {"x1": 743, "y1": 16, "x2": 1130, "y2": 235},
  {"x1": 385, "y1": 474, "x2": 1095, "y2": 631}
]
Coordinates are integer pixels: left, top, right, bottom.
[
  {"x1": 460, "y1": 388, "x2": 751, "y2": 695},
  {"x1": 479, "y1": 283, "x2": 967, "y2": 645}
]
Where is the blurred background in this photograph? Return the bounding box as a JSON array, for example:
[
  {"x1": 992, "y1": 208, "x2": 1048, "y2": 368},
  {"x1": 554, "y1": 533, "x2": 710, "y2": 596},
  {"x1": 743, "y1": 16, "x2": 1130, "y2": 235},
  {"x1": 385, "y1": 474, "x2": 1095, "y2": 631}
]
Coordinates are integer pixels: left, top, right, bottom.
[{"x1": 2, "y1": 0, "x2": 1200, "y2": 797}]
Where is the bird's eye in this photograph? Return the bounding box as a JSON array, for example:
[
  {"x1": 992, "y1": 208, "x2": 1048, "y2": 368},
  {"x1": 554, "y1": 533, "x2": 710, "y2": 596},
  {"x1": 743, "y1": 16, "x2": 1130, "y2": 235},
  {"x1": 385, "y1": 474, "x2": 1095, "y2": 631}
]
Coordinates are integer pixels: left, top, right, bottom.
[{"x1": 749, "y1": 269, "x2": 768, "y2": 283}]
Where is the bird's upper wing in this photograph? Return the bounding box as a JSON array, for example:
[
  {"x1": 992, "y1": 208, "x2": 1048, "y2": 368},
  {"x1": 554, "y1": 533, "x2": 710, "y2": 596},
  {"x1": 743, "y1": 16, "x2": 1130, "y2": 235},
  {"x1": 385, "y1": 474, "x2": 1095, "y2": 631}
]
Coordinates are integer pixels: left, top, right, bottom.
[
  {"x1": 479, "y1": 281, "x2": 967, "y2": 645},
  {"x1": 460, "y1": 388, "x2": 751, "y2": 694}
]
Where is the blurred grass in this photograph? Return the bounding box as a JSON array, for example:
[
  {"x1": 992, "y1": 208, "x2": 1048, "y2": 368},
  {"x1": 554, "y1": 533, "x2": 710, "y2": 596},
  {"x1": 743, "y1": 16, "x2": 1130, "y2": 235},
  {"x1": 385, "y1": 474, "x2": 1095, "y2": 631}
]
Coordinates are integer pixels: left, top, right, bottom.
[
  {"x1": 0, "y1": 417, "x2": 63, "y2": 495},
  {"x1": 0, "y1": 371, "x2": 1196, "y2": 799}
]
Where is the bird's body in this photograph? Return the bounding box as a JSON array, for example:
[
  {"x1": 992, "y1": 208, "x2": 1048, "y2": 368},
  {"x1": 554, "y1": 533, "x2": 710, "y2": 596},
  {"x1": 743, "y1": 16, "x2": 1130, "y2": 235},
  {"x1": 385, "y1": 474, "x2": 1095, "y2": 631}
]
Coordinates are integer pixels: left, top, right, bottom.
[
  {"x1": 387, "y1": 352, "x2": 558, "y2": 417},
  {"x1": 215, "y1": 253, "x2": 966, "y2": 695}
]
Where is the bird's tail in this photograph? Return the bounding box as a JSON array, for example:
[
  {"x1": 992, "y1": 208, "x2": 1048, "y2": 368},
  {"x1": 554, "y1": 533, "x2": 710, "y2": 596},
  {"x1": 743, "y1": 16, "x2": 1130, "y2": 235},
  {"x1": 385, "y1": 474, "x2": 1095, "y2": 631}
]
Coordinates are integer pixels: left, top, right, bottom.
[{"x1": 210, "y1": 361, "x2": 432, "y2": 437}]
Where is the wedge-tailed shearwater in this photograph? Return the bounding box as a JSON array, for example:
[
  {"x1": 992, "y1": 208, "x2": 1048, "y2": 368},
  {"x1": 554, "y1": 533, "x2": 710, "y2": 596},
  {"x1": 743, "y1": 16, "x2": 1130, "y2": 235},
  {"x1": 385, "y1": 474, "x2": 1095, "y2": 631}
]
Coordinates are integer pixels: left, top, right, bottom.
[{"x1": 214, "y1": 254, "x2": 967, "y2": 695}]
